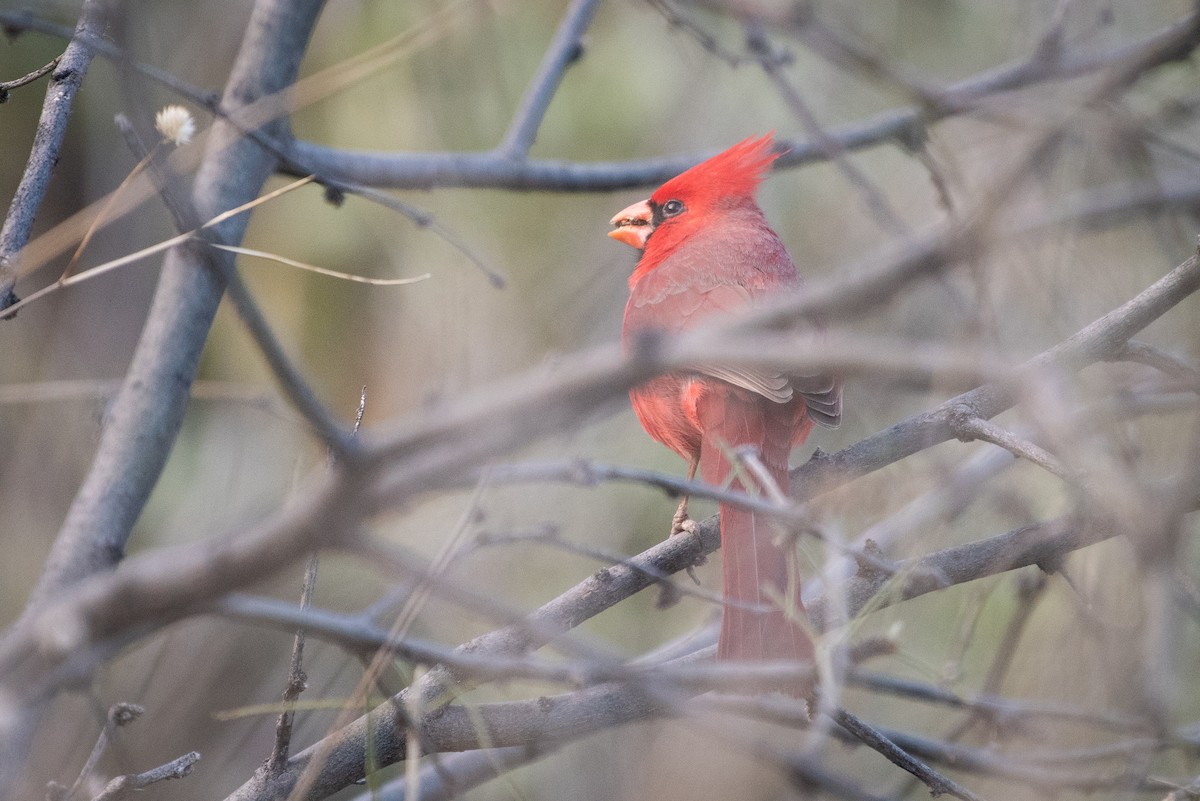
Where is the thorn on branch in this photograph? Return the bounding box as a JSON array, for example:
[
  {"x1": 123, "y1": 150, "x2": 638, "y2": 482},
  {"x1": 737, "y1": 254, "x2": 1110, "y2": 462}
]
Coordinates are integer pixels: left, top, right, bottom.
[{"x1": 1033, "y1": 553, "x2": 1064, "y2": 577}]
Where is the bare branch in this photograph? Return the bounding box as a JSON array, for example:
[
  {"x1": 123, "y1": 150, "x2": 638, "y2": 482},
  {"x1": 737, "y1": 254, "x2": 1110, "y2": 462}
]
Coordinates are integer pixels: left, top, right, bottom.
[
  {"x1": 0, "y1": 56, "x2": 60, "y2": 100},
  {"x1": 0, "y1": 0, "x2": 327, "y2": 790},
  {"x1": 5, "y1": 1, "x2": 1200, "y2": 799},
  {"x1": 62, "y1": 703, "x2": 143, "y2": 801},
  {"x1": 112, "y1": 114, "x2": 352, "y2": 454},
  {"x1": 88, "y1": 751, "x2": 201, "y2": 801},
  {"x1": 791, "y1": 252, "x2": 1200, "y2": 501},
  {"x1": 268, "y1": 555, "x2": 319, "y2": 772},
  {"x1": 8, "y1": 0, "x2": 327, "y2": 613},
  {"x1": 950, "y1": 416, "x2": 1072, "y2": 482},
  {"x1": 745, "y1": 25, "x2": 908, "y2": 235},
  {"x1": 1110, "y1": 340, "x2": 1200, "y2": 392},
  {"x1": 831, "y1": 706, "x2": 987, "y2": 801},
  {"x1": 282, "y1": 9, "x2": 1200, "y2": 192},
  {"x1": 360, "y1": 746, "x2": 558, "y2": 801},
  {"x1": 0, "y1": 0, "x2": 105, "y2": 308},
  {"x1": 848, "y1": 669, "x2": 1148, "y2": 734},
  {"x1": 0, "y1": 241, "x2": 1193, "y2": 796},
  {"x1": 495, "y1": 0, "x2": 600, "y2": 159}
]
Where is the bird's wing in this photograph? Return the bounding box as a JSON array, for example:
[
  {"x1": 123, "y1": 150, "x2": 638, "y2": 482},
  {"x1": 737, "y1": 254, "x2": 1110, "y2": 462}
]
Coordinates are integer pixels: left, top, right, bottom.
[{"x1": 630, "y1": 278, "x2": 842, "y2": 419}]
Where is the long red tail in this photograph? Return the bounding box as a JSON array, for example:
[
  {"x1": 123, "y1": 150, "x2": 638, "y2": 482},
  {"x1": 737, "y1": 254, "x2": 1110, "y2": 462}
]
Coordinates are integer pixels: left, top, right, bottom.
[{"x1": 698, "y1": 393, "x2": 814, "y2": 690}]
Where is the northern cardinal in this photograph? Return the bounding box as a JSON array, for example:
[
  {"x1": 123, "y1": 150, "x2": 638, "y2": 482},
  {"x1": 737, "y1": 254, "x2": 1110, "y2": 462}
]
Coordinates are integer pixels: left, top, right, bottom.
[{"x1": 609, "y1": 134, "x2": 840, "y2": 681}]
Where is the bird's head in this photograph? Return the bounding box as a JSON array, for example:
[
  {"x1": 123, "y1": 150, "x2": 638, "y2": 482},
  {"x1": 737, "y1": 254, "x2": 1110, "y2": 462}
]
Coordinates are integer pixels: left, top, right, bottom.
[{"x1": 608, "y1": 133, "x2": 782, "y2": 255}]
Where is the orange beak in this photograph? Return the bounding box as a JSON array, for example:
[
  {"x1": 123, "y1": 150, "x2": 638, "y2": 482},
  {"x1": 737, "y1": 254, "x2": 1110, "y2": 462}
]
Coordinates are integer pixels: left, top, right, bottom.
[{"x1": 608, "y1": 199, "x2": 654, "y2": 250}]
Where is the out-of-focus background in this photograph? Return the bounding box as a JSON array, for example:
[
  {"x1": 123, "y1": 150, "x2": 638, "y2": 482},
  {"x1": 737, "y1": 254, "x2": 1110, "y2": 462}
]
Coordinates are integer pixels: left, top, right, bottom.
[{"x1": 3, "y1": 0, "x2": 1200, "y2": 799}]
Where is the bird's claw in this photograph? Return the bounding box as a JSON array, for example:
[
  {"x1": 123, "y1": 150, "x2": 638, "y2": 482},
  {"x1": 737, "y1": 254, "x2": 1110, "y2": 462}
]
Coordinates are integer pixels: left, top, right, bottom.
[
  {"x1": 670, "y1": 517, "x2": 706, "y2": 584},
  {"x1": 670, "y1": 507, "x2": 689, "y2": 538}
]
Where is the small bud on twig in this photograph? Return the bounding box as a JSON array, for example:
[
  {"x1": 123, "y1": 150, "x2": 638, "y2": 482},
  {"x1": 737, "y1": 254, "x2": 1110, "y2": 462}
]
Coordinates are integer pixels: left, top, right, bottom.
[{"x1": 154, "y1": 104, "x2": 195, "y2": 146}]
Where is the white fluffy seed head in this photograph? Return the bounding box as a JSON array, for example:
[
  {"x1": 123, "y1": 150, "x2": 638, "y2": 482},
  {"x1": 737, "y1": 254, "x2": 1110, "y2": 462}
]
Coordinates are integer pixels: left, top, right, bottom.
[{"x1": 155, "y1": 104, "x2": 195, "y2": 146}]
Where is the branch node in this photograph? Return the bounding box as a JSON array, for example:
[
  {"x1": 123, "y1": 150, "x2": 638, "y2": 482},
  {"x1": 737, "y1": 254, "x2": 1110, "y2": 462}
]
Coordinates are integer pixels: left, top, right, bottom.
[
  {"x1": 806, "y1": 446, "x2": 831, "y2": 462},
  {"x1": 944, "y1": 403, "x2": 984, "y2": 443},
  {"x1": 852, "y1": 539, "x2": 895, "y2": 582}
]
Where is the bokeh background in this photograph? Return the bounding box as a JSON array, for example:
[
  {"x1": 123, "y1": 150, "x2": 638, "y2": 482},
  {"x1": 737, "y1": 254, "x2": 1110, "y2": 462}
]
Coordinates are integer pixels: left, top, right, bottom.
[{"x1": 2, "y1": 0, "x2": 1200, "y2": 798}]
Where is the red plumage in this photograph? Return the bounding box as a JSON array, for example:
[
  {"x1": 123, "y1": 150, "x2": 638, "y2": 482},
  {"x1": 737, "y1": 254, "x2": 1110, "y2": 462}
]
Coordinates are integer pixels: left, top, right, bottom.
[{"x1": 610, "y1": 135, "x2": 841, "y2": 689}]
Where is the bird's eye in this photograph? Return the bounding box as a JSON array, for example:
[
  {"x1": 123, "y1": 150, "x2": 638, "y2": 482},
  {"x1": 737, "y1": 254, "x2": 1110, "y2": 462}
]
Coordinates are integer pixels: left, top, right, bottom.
[{"x1": 661, "y1": 199, "x2": 685, "y2": 217}]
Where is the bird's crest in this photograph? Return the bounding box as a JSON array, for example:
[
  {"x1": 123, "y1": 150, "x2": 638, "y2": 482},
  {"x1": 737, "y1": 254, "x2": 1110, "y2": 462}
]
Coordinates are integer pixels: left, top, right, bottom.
[{"x1": 652, "y1": 133, "x2": 781, "y2": 206}]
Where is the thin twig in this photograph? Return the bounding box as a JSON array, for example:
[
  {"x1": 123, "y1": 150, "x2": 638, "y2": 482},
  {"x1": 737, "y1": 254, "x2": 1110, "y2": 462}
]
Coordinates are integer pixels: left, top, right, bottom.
[
  {"x1": 791, "y1": 252, "x2": 1200, "y2": 502},
  {"x1": 831, "y1": 707, "x2": 989, "y2": 801},
  {"x1": 0, "y1": 55, "x2": 60, "y2": 99},
  {"x1": 111, "y1": 113, "x2": 354, "y2": 456},
  {"x1": 60, "y1": 145, "x2": 160, "y2": 282},
  {"x1": 334, "y1": 182, "x2": 506, "y2": 287},
  {"x1": 745, "y1": 25, "x2": 908, "y2": 235},
  {"x1": 89, "y1": 751, "x2": 201, "y2": 801},
  {"x1": 849, "y1": 669, "x2": 1148, "y2": 733},
  {"x1": 495, "y1": 0, "x2": 600, "y2": 159},
  {"x1": 63, "y1": 703, "x2": 143, "y2": 801},
  {"x1": 268, "y1": 555, "x2": 319, "y2": 772},
  {"x1": 734, "y1": 447, "x2": 790, "y2": 505},
  {"x1": 951, "y1": 415, "x2": 1072, "y2": 481},
  {"x1": 0, "y1": 0, "x2": 106, "y2": 309},
  {"x1": 1110, "y1": 340, "x2": 1200, "y2": 392},
  {"x1": 280, "y1": 9, "x2": 1200, "y2": 191}
]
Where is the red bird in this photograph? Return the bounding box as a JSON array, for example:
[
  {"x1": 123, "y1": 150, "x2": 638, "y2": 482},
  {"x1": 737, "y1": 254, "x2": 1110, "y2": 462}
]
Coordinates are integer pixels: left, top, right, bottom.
[{"x1": 609, "y1": 134, "x2": 840, "y2": 680}]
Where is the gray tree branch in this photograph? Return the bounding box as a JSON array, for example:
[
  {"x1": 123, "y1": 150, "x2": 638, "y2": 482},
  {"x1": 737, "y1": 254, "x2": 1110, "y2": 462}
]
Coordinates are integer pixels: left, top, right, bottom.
[
  {"x1": 0, "y1": 0, "x2": 325, "y2": 792},
  {"x1": 0, "y1": 0, "x2": 105, "y2": 307}
]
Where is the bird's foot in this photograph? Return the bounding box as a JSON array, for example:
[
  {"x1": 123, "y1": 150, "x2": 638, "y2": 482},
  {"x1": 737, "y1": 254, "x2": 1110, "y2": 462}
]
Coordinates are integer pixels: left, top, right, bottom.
[
  {"x1": 669, "y1": 502, "x2": 690, "y2": 538},
  {"x1": 670, "y1": 516, "x2": 706, "y2": 584}
]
